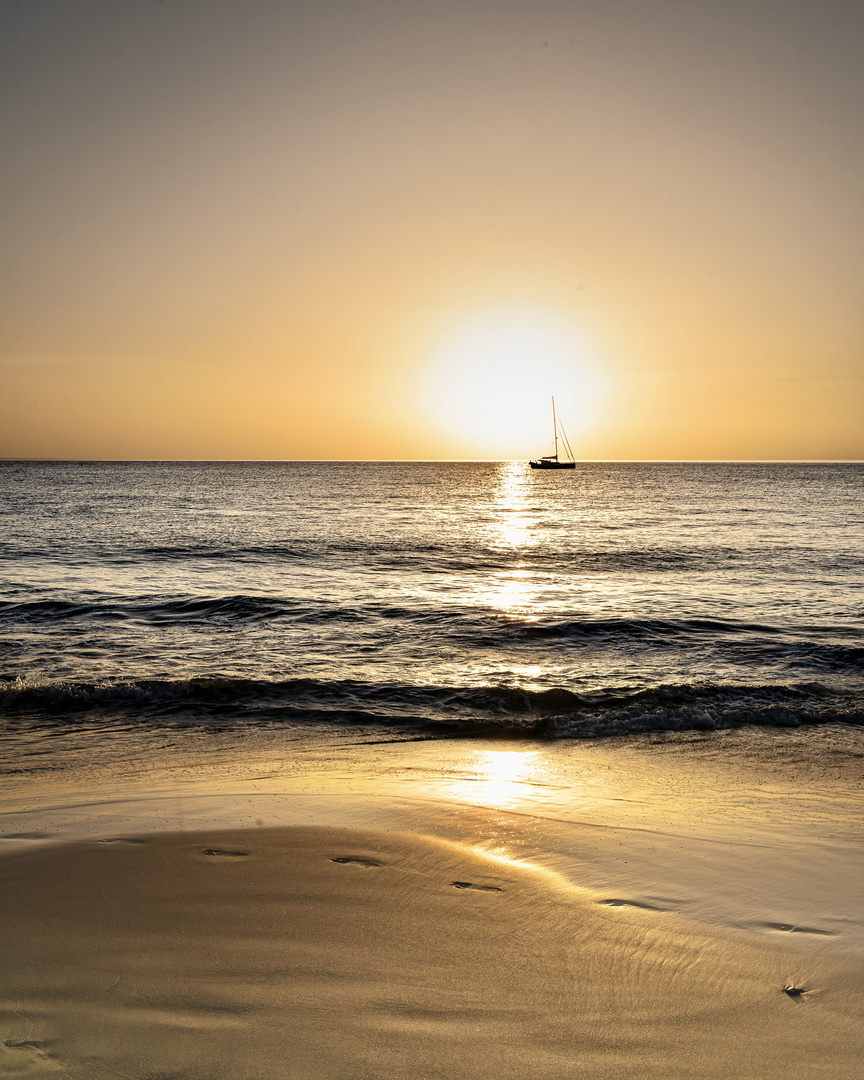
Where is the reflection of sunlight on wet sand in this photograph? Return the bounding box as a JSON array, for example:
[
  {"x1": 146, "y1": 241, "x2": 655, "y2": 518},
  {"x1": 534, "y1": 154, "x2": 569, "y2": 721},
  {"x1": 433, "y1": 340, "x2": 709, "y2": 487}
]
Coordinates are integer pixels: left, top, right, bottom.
[{"x1": 450, "y1": 748, "x2": 540, "y2": 809}]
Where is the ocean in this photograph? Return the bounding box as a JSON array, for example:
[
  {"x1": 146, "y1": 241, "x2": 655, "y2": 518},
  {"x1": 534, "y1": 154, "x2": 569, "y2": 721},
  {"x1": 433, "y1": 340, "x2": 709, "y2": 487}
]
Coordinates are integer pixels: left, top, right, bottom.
[{"x1": 1, "y1": 460, "x2": 862, "y2": 743}]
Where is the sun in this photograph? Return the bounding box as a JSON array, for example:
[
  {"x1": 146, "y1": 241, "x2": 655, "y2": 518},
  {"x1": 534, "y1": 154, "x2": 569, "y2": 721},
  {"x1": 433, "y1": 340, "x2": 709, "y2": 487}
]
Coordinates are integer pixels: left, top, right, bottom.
[{"x1": 422, "y1": 312, "x2": 605, "y2": 457}]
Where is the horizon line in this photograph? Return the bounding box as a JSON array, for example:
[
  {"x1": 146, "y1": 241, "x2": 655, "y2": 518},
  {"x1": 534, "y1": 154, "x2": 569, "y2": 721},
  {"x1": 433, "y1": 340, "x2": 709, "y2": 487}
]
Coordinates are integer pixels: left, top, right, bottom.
[{"x1": 2, "y1": 458, "x2": 863, "y2": 465}]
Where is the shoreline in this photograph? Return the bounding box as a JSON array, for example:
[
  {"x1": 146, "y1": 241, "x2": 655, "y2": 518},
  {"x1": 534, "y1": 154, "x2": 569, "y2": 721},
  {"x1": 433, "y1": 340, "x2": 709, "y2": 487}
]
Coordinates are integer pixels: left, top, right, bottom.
[{"x1": 3, "y1": 726, "x2": 863, "y2": 947}]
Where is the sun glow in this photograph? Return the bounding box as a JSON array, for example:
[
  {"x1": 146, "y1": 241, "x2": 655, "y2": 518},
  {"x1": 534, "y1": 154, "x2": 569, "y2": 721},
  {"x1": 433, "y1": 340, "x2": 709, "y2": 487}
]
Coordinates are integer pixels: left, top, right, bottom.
[{"x1": 423, "y1": 312, "x2": 605, "y2": 457}]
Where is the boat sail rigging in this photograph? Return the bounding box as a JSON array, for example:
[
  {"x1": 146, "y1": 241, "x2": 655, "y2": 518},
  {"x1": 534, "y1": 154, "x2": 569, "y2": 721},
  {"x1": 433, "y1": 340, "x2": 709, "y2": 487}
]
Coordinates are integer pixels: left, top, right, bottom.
[{"x1": 529, "y1": 397, "x2": 576, "y2": 470}]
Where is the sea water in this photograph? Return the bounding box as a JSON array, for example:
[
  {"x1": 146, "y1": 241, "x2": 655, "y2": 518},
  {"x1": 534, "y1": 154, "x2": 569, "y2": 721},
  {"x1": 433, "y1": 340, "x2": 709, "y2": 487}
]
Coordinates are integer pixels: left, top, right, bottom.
[{"x1": 1, "y1": 460, "x2": 862, "y2": 742}]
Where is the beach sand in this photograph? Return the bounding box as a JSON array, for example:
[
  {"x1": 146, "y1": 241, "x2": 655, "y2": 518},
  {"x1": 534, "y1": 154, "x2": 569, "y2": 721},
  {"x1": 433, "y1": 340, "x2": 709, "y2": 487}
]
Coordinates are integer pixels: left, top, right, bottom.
[{"x1": 2, "y1": 821, "x2": 863, "y2": 1080}]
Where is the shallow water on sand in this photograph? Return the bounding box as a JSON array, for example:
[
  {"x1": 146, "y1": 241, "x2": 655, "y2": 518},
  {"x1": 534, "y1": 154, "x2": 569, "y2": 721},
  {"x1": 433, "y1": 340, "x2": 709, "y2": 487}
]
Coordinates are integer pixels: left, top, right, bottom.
[{"x1": 3, "y1": 725, "x2": 863, "y2": 957}]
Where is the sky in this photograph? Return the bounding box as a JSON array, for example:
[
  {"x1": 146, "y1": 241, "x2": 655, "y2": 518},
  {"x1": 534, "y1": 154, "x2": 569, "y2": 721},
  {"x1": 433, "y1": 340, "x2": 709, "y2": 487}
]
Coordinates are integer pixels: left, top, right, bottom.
[{"x1": 1, "y1": 0, "x2": 862, "y2": 460}]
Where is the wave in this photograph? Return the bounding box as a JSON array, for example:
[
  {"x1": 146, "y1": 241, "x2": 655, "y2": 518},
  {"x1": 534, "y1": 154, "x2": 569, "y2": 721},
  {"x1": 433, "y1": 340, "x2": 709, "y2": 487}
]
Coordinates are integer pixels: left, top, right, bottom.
[
  {"x1": 2, "y1": 598, "x2": 861, "y2": 673},
  {"x1": 0, "y1": 596, "x2": 280, "y2": 623},
  {"x1": 507, "y1": 619, "x2": 864, "y2": 671},
  {"x1": 0, "y1": 596, "x2": 424, "y2": 626},
  {"x1": 2, "y1": 674, "x2": 861, "y2": 739},
  {"x1": 3, "y1": 596, "x2": 861, "y2": 634},
  {"x1": 514, "y1": 616, "x2": 781, "y2": 640},
  {"x1": 4, "y1": 540, "x2": 861, "y2": 575}
]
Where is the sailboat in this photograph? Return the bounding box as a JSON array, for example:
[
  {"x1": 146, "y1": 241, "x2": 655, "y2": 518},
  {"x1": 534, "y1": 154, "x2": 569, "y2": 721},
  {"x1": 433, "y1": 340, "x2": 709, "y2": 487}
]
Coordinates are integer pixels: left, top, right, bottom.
[{"x1": 529, "y1": 397, "x2": 576, "y2": 469}]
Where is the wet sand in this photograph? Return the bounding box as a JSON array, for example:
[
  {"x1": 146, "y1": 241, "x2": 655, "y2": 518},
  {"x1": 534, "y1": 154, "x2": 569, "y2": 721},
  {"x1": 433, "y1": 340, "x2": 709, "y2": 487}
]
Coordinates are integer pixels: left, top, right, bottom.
[
  {"x1": 2, "y1": 822, "x2": 863, "y2": 1079},
  {"x1": 3, "y1": 728, "x2": 864, "y2": 1078}
]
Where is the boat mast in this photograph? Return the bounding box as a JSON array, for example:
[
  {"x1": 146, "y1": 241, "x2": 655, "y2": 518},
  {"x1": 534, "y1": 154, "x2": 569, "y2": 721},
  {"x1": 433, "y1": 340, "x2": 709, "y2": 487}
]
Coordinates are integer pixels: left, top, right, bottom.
[{"x1": 552, "y1": 396, "x2": 558, "y2": 460}]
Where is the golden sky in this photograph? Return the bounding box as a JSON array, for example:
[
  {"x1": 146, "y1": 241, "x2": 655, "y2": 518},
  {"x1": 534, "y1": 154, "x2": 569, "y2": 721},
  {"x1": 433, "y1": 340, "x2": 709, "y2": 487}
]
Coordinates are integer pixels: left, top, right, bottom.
[{"x1": 1, "y1": 0, "x2": 862, "y2": 460}]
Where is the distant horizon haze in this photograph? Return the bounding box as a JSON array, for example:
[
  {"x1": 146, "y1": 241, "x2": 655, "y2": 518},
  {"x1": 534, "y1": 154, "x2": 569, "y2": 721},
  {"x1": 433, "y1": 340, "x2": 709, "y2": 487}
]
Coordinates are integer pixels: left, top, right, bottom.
[{"x1": 3, "y1": 458, "x2": 863, "y2": 465}]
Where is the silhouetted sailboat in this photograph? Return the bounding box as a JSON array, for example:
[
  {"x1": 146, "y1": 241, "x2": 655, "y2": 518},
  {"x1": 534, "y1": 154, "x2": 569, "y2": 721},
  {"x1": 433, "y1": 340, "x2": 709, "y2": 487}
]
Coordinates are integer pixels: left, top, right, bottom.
[{"x1": 529, "y1": 397, "x2": 576, "y2": 470}]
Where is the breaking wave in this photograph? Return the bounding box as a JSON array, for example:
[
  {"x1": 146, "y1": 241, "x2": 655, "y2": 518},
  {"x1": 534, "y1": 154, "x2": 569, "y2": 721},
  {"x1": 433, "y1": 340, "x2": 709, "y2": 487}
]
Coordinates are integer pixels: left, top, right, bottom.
[{"x1": 2, "y1": 674, "x2": 861, "y2": 739}]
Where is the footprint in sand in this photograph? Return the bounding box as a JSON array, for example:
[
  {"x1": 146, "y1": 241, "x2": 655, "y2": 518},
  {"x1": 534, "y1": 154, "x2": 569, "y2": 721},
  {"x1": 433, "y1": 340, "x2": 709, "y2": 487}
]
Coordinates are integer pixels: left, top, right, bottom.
[
  {"x1": 783, "y1": 985, "x2": 809, "y2": 998},
  {"x1": 1, "y1": 1039, "x2": 57, "y2": 1074},
  {"x1": 763, "y1": 921, "x2": 836, "y2": 936},
  {"x1": 450, "y1": 881, "x2": 502, "y2": 892},
  {"x1": 331, "y1": 856, "x2": 382, "y2": 867},
  {"x1": 99, "y1": 837, "x2": 146, "y2": 845},
  {"x1": 601, "y1": 898, "x2": 663, "y2": 910},
  {"x1": 201, "y1": 849, "x2": 249, "y2": 858}
]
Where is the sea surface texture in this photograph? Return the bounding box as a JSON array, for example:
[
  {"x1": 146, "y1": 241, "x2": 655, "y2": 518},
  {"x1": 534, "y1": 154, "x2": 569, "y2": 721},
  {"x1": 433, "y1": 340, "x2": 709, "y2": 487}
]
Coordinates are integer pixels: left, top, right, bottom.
[{"x1": 1, "y1": 461, "x2": 862, "y2": 739}]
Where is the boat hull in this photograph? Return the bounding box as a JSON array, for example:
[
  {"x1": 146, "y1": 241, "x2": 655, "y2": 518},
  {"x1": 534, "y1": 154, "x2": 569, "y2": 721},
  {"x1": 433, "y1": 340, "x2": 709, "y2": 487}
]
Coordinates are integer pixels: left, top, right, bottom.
[{"x1": 529, "y1": 460, "x2": 576, "y2": 469}]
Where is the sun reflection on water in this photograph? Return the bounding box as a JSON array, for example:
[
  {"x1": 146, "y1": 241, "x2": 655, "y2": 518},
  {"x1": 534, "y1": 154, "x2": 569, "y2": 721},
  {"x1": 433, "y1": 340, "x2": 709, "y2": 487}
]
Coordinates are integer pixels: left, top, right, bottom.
[
  {"x1": 485, "y1": 569, "x2": 534, "y2": 612},
  {"x1": 480, "y1": 462, "x2": 542, "y2": 614},
  {"x1": 489, "y1": 462, "x2": 536, "y2": 551}
]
